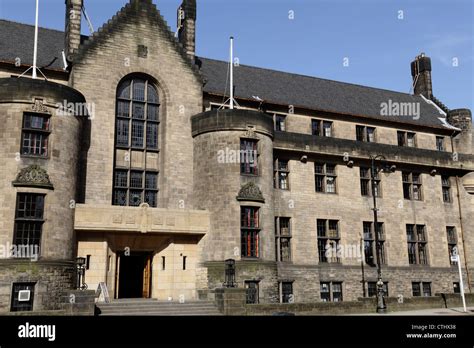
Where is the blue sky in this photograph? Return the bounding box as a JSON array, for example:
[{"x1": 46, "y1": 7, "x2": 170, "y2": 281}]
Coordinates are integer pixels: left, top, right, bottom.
[{"x1": 0, "y1": 0, "x2": 472, "y2": 111}]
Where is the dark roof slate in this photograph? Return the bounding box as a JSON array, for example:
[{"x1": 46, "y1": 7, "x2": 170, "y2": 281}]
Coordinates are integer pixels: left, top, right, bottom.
[
  {"x1": 197, "y1": 57, "x2": 449, "y2": 129},
  {"x1": 0, "y1": 19, "x2": 450, "y2": 129}
]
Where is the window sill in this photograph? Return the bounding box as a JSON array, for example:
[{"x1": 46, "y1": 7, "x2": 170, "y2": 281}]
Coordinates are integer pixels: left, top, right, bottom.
[{"x1": 20, "y1": 155, "x2": 49, "y2": 160}]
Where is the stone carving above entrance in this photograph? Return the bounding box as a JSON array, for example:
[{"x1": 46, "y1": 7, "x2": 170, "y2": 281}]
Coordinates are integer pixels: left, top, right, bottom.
[
  {"x1": 12, "y1": 165, "x2": 54, "y2": 189},
  {"x1": 236, "y1": 182, "x2": 264, "y2": 203},
  {"x1": 29, "y1": 98, "x2": 51, "y2": 114}
]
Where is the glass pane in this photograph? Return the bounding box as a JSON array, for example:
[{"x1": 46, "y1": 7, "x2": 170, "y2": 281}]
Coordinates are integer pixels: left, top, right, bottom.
[
  {"x1": 132, "y1": 102, "x2": 145, "y2": 119},
  {"x1": 397, "y1": 132, "x2": 405, "y2": 146},
  {"x1": 21, "y1": 132, "x2": 48, "y2": 156},
  {"x1": 131, "y1": 121, "x2": 144, "y2": 147},
  {"x1": 24, "y1": 114, "x2": 49, "y2": 130},
  {"x1": 145, "y1": 172, "x2": 158, "y2": 189},
  {"x1": 129, "y1": 190, "x2": 142, "y2": 206},
  {"x1": 147, "y1": 84, "x2": 159, "y2": 103},
  {"x1": 317, "y1": 220, "x2": 326, "y2": 237},
  {"x1": 367, "y1": 127, "x2": 375, "y2": 142},
  {"x1": 326, "y1": 165, "x2": 336, "y2": 175},
  {"x1": 312, "y1": 120, "x2": 320, "y2": 136},
  {"x1": 117, "y1": 101, "x2": 130, "y2": 118},
  {"x1": 360, "y1": 167, "x2": 369, "y2": 178},
  {"x1": 114, "y1": 170, "x2": 128, "y2": 187},
  {"x1": 117, "y1": 80, "x2": 131, "y2": 99},
  {"x1": 130, "y1": 171, "x2": 143, "y2": 188},
  {"x1": 147, "y1": 104, "x2": 159, "y2": 121},
  {"x1": 323, "y1": 122, "x2": 332, "y2": 137},
  {"x1": 326, "y1": 177, "x2": 336, "y2": 193},
  {"x1": 356, "y1": 126, "x2": 365, "y2": 141},
  {"x1": 146, "y1": 123, "x2": 158, "y2": 149},
  {"x1": 145, "y1": 191, "x2": 157, "y2": 207},
  {"x1": 315, "y1": 163, "x2": 324, "y2": 174},
  {"x1": 328, "y1": 220, "x2": 338, "y2": 237},
  {"x1": 132, "y1": 80, "x2": 145, "y2": 101},
  {"x1": 116, "y1": 119, "x2": 129, "y2": 147},
  {"x1": 113, "y1": 189, "x2": 127, "y2": 206}
]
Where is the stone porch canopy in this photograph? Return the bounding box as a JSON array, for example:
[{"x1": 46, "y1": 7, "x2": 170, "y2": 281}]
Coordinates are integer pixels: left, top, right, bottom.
[{"x1": 74, "y1": 204, "x2": 210, "y2": 235}]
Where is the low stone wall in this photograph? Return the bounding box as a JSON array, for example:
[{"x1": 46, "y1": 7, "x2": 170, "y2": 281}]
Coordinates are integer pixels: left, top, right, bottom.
[
  {"x1": 60, "y1": 290, "x2": 96, "y2": 316},
  {"x1": 244, "y1": 294, "x2": 474, "y2": 316},
  {"x1": 0, "y1": 260, "x2": 75, "y2": 313}
]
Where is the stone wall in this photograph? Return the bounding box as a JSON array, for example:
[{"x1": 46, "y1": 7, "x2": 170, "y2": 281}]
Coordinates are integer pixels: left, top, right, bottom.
[
  {"x1": 0, "y1": 260, "x2": 75, "y2": 312},
  {"x1": 0, "y1": 78, "x2": 86, "y2": 313},
  {"x1": 69, "y1": 0, "x2": 202, "y2": 209}
]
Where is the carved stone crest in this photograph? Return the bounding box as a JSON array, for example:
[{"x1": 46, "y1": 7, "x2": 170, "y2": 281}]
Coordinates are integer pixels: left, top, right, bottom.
[
  {"x1": 30, "y1": 99, "x2": 51, "y2": 114},
  {"x1": 243, "y1": 125, "x2": 258, "y2": 139},
  {"x1": 13, "y1": 165, "x2": 54, "y2": 189},
  {"x1": 137, "y1": 45, "x2": 148, "y2": 58},
  {"x1": 236, "y1": 182, "x2": 264, "y2": 203}
]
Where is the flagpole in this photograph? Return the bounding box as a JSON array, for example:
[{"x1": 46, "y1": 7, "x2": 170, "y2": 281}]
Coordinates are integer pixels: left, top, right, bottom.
[
  {"x1": 32, "y1": 0, "x2": 39, "y2": 79},
  {"x1": 229, "y1": 36, "x2": 234, "y2": 110}
]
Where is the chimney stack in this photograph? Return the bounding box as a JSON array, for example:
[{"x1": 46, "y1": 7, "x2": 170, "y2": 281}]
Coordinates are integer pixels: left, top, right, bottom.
[
  {"x1": 177, "y1": 0, "x2": 197, "y2": 61},
  {"x1": 65, "y1": 0, "x2": 83, "y2": 62},
  {"x1": 411, "y1": 53, "x2": 433, "y2": 99}
]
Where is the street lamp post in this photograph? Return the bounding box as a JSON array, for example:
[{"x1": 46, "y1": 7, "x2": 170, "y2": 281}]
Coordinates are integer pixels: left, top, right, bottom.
[{"x1": 370, "y1": 155, "x2": 390, "y2": 314}]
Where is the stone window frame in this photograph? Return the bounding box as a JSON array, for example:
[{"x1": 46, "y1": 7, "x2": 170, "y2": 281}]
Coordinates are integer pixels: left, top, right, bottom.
[
  {"x1": 441, "y1": 176, "x2": 452, "y2": 203},
  {"x1": 436, "y1": 136, "x2": 445, "y2": 151},
  {"x1": 113, "y1": 76, "x2": 160, "y2": 207},
  {"x1": 367, "y1": 281, "x2": 388, "y2": 298},
  {"x1": 406, "y1": 224, "x2": 429, "y2": 265},
  {"x1": 412, "y1": 281, "x2": 432, "y2": 297},
  {"x1": 20, "y1": 112, "x2": 51, "y2": 158},
  {"x1": 274, "y1": 158, "x2": 289, "y2": 190},
  {"x1": 244, "y1": 280, "x2": 259, "y2": 304},
  {"x1": 360, "y1": 167, "x2": 381, "y2": 197},
  {"x1": 240, "y1": 138, "x2": 259, "y2": 176},
  {"x1": 272, "y1": 113, "x2": 286, "y2": 132},
  {"x1": 446, "y1": 226, "x2": 457, "y2": 266},
  {"x1": 279, "y1": 281, "x2": 294, "y2": 303},
  {"x1": 13, "y1": 193, "x2": 45, "y2": 258},
  {"x1": 402, "y1": 172, "x2": 423, "y2": 201},
  {"x1": 311, "y1": 118, "x2": 333, "y2": 137},
  {"x1": 317, "y1": 219, "x2": 340, "y2": 263},
  {"x1": 10, "y1": 282, "x2": 36, "y2": 312},
  {"x1": 241, "y1": 206, "x2": 260, "y2": 258},
  {"x1": 397, "y1": 130, "x2": 417, "y2": 148},
  {"x1": 320, "y1": 281, "x2": 343, "y2": 302},
  {"x1": 356, "y1": 125, "x2": 376, "y2": 142},
  {"x1": 275, "y1": 217, "x2": 291, "y2": 262},
  {"x1": 315, "y1": 162, "x2": 337, "y2": 194},
  {"x1": 363, "y1": 221, "x2": 386, "y2": 266}
]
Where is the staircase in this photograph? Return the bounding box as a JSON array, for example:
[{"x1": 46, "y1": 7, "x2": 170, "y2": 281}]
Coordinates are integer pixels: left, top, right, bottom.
[{"x1": 96, "y1": 299, "x2": 222, "y2": 316}]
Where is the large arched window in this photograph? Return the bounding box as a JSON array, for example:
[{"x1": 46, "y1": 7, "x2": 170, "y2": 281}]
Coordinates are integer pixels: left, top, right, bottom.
[{"x1": 113, "y1": 77, "x2": 160, "y2": 207}]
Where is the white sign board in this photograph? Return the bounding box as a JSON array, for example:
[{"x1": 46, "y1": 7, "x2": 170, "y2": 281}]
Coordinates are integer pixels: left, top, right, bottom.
[{"x1": 96, "y1": 282, "x2": 110, "y2": 304}]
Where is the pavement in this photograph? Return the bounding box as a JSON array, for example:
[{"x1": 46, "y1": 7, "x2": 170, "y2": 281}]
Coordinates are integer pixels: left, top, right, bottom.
[{"x1": 352, "y1": 306, "x2": 474, "y2": 316}]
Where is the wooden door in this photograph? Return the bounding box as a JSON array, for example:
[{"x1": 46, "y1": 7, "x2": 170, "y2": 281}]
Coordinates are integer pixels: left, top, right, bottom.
[{"x1": 142, "y1": 254, "x2": 152, "y2": 298}]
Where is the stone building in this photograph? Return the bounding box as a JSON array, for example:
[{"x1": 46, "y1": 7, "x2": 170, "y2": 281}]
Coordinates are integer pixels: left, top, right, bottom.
[{"x1": 0, "y1": 0, "x2": 472, "y2": 312}]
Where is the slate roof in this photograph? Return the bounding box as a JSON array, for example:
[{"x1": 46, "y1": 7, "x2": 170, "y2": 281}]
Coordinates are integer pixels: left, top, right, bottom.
[{"x1": 0, "y1": 19, "x2": 452, "y2": 129}]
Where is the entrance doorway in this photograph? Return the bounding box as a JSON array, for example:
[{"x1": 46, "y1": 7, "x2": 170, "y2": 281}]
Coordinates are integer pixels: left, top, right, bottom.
[{"x1": 116, "y1": 251, "x2": 152, "y2": 299}]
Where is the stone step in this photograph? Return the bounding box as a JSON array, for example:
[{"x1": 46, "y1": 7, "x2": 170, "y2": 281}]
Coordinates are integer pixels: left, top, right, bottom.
[
  {"x1": 101, "y1": 311, "x2": 222, "y2": 316},
  {"x1": 96, "y1": 300, "x2": 222, "y2": 316},
  {"x1": 99, "y1": 306, "x2": 217, "y2": 313}
]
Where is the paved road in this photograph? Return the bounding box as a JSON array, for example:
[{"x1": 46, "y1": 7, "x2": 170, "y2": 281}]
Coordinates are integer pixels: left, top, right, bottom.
[{"x1": 351, "y1": 306, "x2": 474, "y2": 316}]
